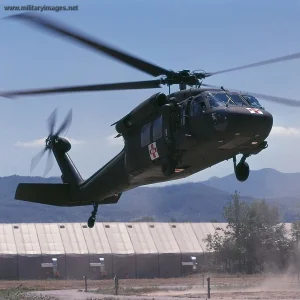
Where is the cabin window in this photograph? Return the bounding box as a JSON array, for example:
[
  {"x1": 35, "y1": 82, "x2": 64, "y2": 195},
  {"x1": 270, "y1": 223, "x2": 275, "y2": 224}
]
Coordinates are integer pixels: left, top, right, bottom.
[
  {"x1": 152, "y1": 116, "x2": 162, "y2": 141},
  {"x1": 141, "y1": 123, "x2": 151, "y2": 147}
]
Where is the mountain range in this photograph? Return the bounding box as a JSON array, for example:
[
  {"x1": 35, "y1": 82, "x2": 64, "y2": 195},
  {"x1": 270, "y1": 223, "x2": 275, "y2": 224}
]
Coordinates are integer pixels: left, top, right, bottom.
[{"x1": 0, "y1": 168, "x2": 300, "y2": 223}]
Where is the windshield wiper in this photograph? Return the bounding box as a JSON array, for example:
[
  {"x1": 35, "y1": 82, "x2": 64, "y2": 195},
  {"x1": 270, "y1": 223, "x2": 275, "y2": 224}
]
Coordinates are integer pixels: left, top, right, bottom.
[
  {"x1": 221, "y1": 86, "x2": 236, "y2": 107},
  {"x1": 238, "y1": 93, "x2": 250, "y2": 106}
]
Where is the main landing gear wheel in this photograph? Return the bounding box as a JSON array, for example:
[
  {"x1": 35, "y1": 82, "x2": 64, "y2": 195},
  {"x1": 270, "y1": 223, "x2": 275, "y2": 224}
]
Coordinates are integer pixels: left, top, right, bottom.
[
  {"x1": 88, "y1": 202, "x2": 98, "y2": 228},
  {"x1": 233, "y1": 155, "x2": 250, "y2": 182}
]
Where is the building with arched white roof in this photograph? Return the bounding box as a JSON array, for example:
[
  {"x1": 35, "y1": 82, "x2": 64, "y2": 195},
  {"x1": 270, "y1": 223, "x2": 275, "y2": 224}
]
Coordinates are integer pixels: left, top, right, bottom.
[{"x1": 0, "y1": 222, "x2": 294, "y2": 280}]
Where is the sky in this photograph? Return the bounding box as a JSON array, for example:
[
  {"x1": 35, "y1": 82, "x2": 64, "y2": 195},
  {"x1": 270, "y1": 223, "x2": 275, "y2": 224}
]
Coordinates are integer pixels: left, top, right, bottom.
[{"x1": 1, "y1": 0, "x2": 300, "y2": 185}]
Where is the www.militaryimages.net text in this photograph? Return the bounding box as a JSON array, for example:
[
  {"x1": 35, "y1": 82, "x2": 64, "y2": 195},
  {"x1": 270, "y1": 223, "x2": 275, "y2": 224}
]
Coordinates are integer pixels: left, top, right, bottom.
[{"x1": 3, "y1": 4, "x2": 78, "y2": 12}]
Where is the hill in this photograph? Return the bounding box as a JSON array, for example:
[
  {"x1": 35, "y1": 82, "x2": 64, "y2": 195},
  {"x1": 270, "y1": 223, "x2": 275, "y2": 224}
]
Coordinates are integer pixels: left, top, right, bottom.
[
  {"x1": 203, "y1": 168, "x2": 300, "y2": 198},
  {"x1": 0, "y1": 175, "x2": 236, "y2": 223},
  {"x1": 0, "y1": 168, "x2": 299, "y2": 223}
]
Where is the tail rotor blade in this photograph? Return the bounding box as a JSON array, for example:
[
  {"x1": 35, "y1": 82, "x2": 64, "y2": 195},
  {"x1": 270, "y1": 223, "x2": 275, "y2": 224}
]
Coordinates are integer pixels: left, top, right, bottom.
[
  {"x1": 47, "y1": 108, "x2": 57, "y2": 136},
  {"x1": 43, "y1": 150, "x2": 54, "y2": 177},
  {"x1": 30, "y1": 108, "x2": 70, "y2": 176},
  {"x1": 30, "y1": 147, "x2": 47, "y2": 173},
  {"x1": 63, "y1": 118, "x2": 72, "y2": 137},
  {"x1": 55, "y1": 109, "x2": 72, "y2": 136}
]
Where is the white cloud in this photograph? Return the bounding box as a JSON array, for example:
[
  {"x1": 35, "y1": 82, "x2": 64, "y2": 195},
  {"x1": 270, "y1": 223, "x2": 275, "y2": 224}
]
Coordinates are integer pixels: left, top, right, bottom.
[
  {"x1": 271, "y1": 126, "x2": 300, "y2": 137},
  {"x1": 15, "y1": 137, "x2": 86, "y2": 148},
  {"x1": 106, "y1": 134, "x2": 124, "y2": 146}
]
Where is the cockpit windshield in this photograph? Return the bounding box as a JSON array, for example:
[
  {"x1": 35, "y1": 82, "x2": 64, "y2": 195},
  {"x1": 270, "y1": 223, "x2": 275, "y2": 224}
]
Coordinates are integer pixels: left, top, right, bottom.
[
  {"x1": 207, "y1": 92, "x2": 262, "y2": 109},
  {"x1": 239, "y1": 94, "x2": 262, "y2": 108}
]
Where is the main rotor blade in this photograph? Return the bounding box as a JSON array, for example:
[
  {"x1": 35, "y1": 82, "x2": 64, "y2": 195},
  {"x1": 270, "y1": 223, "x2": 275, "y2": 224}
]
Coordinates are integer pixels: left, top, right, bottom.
[
  {"x1": 0, "y1": 80, "x2": 162, "y2": 98},
  {"x1": 202, "y1": 83, "x2": 300, "y2": 107},
  {"x1": 6, "y1": 13, "x2": 172, "y2": 78},
  {"x1": 47, "y1": 108, "x2": 57, "y2": 135},
  {"x1": 55, "y1": 109, "x2": 72, "y2": 137},
  {"x1": 206, "y1": 52, "x2": 300, "y2": 77},
  {"x1": 30, "y1": 147, "x2": 47, "y2": 173}
]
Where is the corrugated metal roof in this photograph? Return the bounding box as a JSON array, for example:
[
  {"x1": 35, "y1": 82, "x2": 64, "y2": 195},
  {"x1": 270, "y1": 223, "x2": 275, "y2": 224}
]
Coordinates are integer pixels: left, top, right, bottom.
[
  {"x1": 125, "y1": 222, "x2": 158, "y2": 254},
  {"x1": 169, "y1": 223, "x2": 203, "y2": 253},
  {"x1": 0, "y1": 224, "x2": 17, "y2": 254},
  {"x1": 148, "y1": 222, "x2": 180, "y2": 253},
  {"x1": 0, "y1": 222, "x2": 296, "y2": 258},
  {"x1": 191, "y1": 222, "x2": 216, "y2": 252},
  {"x1": 35, "y1": 223, "x2": 65, "y2": 254},
  {"x1": 58, "y1": 223, "x2": 88, "y2": 254},
  {"x1": 13, "y1": 223, "x2": 41, "y2": 255},
  {"x1": 80, "y1": 222, "x2": 112, "y2": 254},
  {"x1": 103, "y1": 222, "x2": 135, "y2": 254}
]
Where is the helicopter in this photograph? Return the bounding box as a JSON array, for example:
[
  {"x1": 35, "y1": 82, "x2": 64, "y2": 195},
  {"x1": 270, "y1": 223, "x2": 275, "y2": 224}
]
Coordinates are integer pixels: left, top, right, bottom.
[{"x1": 2, "y1": 13, "x2": 300, "y2": 228}]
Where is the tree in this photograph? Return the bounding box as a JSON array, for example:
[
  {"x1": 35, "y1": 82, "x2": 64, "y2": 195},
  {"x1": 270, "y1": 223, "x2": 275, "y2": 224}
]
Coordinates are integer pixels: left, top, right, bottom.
[
  {"x1": 289, "y1": 220, "x2": 300, "y2": 273},
  {"x1": 205, "y1": 191, "x2": 291, "y2": 274},
  {"x1": 291, "y1": 220, "x2": 300, "y2": 243}
]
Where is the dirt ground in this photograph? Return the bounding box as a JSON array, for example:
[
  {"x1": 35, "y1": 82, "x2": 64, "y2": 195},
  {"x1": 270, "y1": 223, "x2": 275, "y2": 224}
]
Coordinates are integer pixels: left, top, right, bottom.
[{"x1": 2, "y1": 274, "x2": 300, "y2": 300}]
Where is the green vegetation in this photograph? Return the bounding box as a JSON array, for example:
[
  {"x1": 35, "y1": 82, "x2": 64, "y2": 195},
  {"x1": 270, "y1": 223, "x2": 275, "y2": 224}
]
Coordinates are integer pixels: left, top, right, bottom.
[
  {"x1": 205, "y1": 191, "x2": 300, "y2": 274},
  {"x1": 0, "y1": 288, "x2": 58, "y2": 300}
]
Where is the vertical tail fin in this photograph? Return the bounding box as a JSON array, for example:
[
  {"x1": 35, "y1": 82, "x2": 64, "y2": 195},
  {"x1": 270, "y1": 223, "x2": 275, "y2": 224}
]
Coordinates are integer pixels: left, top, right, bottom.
[{"x1": 54, "y1": 149, "x2": 83, "y2": 186}]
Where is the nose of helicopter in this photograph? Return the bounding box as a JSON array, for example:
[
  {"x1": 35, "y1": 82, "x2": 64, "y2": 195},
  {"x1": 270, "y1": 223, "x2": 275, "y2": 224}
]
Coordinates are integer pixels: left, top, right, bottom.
[{"x1": 226, "y1": 107, "x2": 273, "y2": 139}]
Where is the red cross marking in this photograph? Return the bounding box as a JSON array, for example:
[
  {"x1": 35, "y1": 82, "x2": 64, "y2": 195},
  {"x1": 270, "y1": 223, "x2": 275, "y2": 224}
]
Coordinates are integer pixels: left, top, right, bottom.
[
  {"x1": 148, "y1": 142, "x2": 159, "y2": 160},
  {"x1": 246, "y1": 108, "x2": 263, "y2": 114}
]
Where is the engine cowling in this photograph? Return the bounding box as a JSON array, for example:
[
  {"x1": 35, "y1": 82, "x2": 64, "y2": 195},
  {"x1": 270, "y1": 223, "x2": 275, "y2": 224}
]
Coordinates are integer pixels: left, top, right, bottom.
[{"x1": 115, "y1": 92, "x2": 167, "y2": 134}]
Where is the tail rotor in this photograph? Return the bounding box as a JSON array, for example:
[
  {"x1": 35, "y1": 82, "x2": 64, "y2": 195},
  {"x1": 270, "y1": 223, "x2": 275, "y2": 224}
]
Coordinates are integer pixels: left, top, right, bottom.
[{"x1": 30, "y1": 108, "x2": 73, "y2": 177}]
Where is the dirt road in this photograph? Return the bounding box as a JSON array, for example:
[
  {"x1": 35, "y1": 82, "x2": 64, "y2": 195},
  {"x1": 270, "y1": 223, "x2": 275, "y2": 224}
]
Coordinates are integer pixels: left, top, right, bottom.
[
  {"x1": 28, "y1": 288, "x2": 300, "y2": 300},
  {"x1": 4, "y1": 274, "x2": 300, "y2": 300}
]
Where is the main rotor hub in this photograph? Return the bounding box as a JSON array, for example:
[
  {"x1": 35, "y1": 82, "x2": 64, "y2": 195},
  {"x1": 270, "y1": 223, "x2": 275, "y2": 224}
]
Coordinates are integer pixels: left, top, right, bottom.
[{"x1": 160, "y1": 70, "x2": 207, "y2": 88}]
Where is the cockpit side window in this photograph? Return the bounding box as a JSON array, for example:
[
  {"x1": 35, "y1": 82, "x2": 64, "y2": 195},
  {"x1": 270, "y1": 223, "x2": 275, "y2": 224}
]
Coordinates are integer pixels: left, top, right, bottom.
[
  {"x1": 208, "y1": 96, "x2": 221, "y2": 109},
  {"x1": 207, "y1": 92, "x2": 228, "y2": 108},
  {"x1": 191, "y1": 96, "x2": 207, "y2": 116}
]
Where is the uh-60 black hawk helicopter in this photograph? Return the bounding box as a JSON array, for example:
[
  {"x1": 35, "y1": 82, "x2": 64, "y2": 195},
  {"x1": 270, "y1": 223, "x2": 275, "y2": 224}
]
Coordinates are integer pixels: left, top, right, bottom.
[{"x1": 2, "y1": 13, "x2": 300, "y2": 228}]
